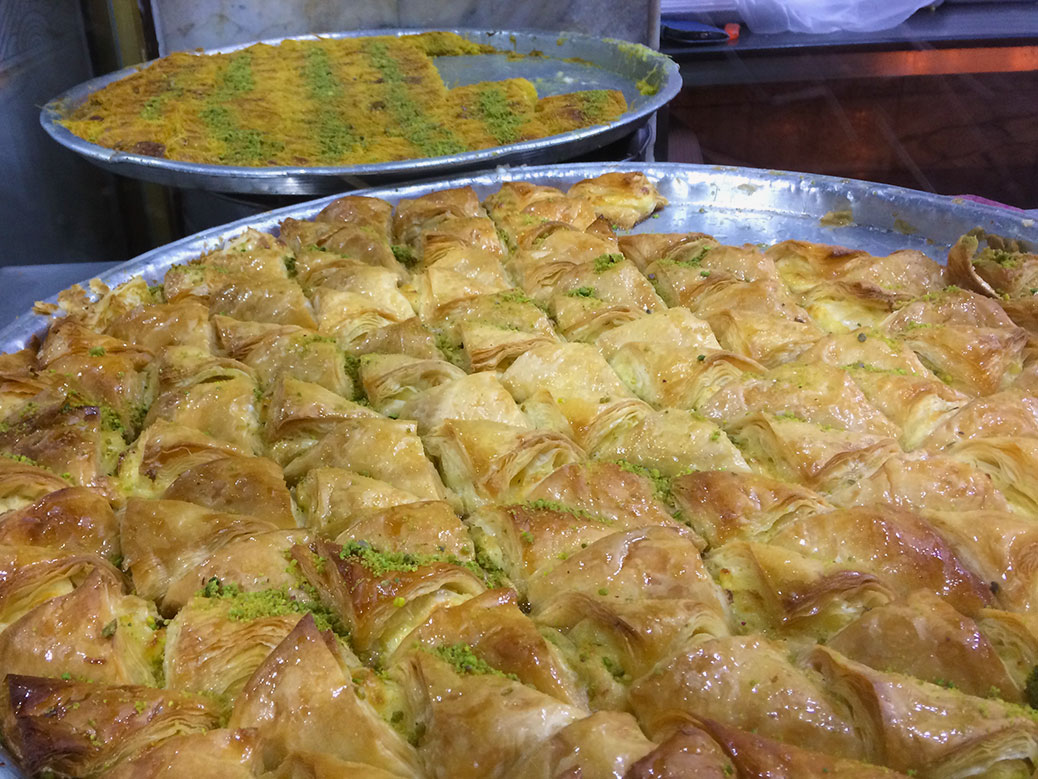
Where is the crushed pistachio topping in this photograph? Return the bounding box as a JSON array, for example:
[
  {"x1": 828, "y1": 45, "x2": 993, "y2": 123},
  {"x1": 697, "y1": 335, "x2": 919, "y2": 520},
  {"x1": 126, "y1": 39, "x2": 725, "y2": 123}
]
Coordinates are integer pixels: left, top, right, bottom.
[{"x1": 429, "y1": 642, "x2": 518, "y2": 680}]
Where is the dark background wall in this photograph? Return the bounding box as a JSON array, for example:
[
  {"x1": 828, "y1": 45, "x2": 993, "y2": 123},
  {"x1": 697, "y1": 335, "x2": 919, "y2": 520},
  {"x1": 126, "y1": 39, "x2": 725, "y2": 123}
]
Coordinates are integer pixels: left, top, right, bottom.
[{"x1": 664, "y1": 69, "x2": 1038, "y2": 209}]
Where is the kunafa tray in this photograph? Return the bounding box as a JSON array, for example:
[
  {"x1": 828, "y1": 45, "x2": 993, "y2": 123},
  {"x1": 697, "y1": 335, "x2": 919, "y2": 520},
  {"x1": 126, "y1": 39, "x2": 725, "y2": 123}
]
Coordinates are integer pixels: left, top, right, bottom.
[{"x1": 39, "y1": 30, "x2": 681, "y2": 195}]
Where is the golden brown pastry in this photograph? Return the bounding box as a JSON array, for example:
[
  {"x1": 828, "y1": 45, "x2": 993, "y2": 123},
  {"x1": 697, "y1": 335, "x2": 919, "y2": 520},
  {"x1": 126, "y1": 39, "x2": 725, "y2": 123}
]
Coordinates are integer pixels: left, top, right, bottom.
[{"x1": 1, "y1": 173, "x2": 1035, "y2": 778}]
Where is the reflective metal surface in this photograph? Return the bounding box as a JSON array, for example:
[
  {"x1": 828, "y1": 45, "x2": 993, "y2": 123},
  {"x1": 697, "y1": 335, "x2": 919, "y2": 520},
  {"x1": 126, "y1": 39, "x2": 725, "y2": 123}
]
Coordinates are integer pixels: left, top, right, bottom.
[
  {"x1": 150, "y1": 0, "x2": 661, "y2": 56},
  {"x1": 2, "y1": 161, "x2": 1035, "y2": 356},
  {"x1": 0, "y1": 0, "x2": 130, "y2": 265},
  {"x1": 0, "y1": 162, "x2": 1035, "y2": 775},
  {"x1": 39, "y1": 29, "x2": 681, "y2": 195}
]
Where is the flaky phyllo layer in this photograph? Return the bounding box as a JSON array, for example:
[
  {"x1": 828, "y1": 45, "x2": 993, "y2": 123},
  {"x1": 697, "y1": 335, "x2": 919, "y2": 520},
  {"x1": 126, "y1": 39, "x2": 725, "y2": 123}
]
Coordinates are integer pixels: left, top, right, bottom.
[{"x1": 3, "y1": 171, "x2": 1038, "y2": 777}]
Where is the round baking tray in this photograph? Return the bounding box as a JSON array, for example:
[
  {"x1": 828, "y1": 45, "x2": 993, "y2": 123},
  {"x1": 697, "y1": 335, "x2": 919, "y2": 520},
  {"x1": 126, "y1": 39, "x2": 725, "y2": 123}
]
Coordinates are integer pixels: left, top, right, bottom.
[
  {"x1": 0, "y1": 163, "x2": 1035, "y2": 776},
  {"x1": 39, "y1": 29, "x2": 681, "y2": 195}
]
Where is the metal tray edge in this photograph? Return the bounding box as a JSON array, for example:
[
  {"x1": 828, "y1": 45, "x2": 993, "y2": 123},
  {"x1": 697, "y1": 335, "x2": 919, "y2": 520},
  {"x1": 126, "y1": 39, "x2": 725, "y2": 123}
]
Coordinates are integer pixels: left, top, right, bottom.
[{"x1": 2, "y1": 161, "x2": 1035, "y2": 354}]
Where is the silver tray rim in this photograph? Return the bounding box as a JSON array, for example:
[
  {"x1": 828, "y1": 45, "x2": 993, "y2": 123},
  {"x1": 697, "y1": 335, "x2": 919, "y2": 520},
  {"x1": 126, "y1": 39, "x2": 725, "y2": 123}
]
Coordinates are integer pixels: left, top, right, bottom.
[
  {"x1": 1, "y1": 160, "x2": 1035, "y2": 356},
  {"x1": 0, "y1": 159, "x2": 1036, "y2": 777},
  {"x1": 38, "y1": 28, "x2": 681, "y2": 194}
]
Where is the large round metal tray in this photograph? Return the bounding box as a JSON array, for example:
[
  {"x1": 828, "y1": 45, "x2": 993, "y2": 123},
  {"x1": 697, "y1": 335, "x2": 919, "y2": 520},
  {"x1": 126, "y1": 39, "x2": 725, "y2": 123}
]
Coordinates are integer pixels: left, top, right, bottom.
[
  {"x1": 0, "y1": 163, "x2": 1035, "y2": 776},
  {"x1": 39, "y1": 29, "x2": 681, "y2": 195}
]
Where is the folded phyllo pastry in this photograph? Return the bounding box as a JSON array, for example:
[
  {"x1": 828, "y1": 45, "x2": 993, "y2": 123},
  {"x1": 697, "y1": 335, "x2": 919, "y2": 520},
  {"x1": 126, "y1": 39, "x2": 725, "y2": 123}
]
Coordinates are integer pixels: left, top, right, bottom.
[
  {"x1": 105, "y1": 297, "x2": 213, "y2": 352},
  {"x1": 596, "y1": 306, "x2": 720, "y2": 359},
  {"x1": 975, "y1": 608, "x2": 1038, "y2": 698},
  {"x1": 943, "y1": 436, "x2": 1038, "y2": 514},
  {"x1": 924, "y1": 509, "x2": 1038, "y2": 612},
  {"x1": 36, "y1": 318, "x2": 154, "y2": 432},
  {"x1": 617, "y1": 232, "x2": 712, "y2": 272},
  {"x1": 435, "y1": 290, "x2": 558, "y2": 372},
  {"x1": 393, "y1": 186, "x2": 485, "y2": 247},
  {"x1": 726, "y1": 411, "x2": 900, "y2": 490},
  {"x1": 503, "y1": 710, "x2": 658, "y2": 778},
  {"x1": 314, "y1": 194, "x2": 394, "y2": 235},
  {"x1": 522, "y1": 524, "x2": 726, "y2": 620},
  {"x1": 213, "y1": 316, "x2": 352, "y2": 396},
  {"x1": 827, "y1": 589, "x2": 1020, "y2": 701},
  {"x1": 590, "y1": 407, "x2": 749, "y2": 476},
  {"x1": 119, "y1": 497, "x2": 301, "y2": 609},
  {"x1": 161, "y1": 452, "x2": 296, "y2": 528},
  {"x1": 311, "y1": 284, "x2": 414, "y2": 347},
  {"x1": 424, "y1": 420, "x2": 584, "y2": 511},
  {"x1": 413, "y1": 249, "x2": 513, "y2": 320},
  {"x1": 0, "y1": 351, "x2": 55, "y2": 425},
  {"x1": 800, "y1": 329, "x2": 969, "y2": 449},
  {"x1": 416, "y1": 216, "x2": 506, "y2": 267},
  {"x1": 282, "y1": 418, "x2": 447, "y2": 501},
  {"x1": 526, "y1": 460, "x2": 678, "y2": 528},
  {"x1": 466, "y1": 502, "x2": 684, "y2": 598},
  {"x1": 294, "y1": 467, "x2": 423, "y2": 537},
  {"x1": 809, "y1": 645, "x2": 1038, "y2": 776},
  {"x1": 770, "y1": 239, "x2": 947, "y2": 296},
  {"x1": 401, "y1": 371, "x2": 528, "y2": 435},
  {"x1": 291, "y1": 539, "x2": 485, "y2": 660},
  {"x1": 350, "y1": 316, "x2": 444, "y2": 360},
  {"x1": 280, "y1": 213, "x2": 401, "y2": 280},
  {"x1": 510, "y1": 228, "x2": 619, "y2": 302},
  {"x1": 706, "y1": 540, "x2": 892, "y2": 639},
  {"x1": 641, "y1": 234, "x2": 779, "y2": 286},
  {"x1": 500, "y1": 341, "x2": 638, "y2": 442},
  {"x1": 116, "y1": 420, "x2": 253, "y2": 497},
  {"x1": 0, "y1": 544, "x2": 116, "y2": 633},
  {"x1": 0, "y1": 458, "x2": 86, "y2": 514},
  {"x1": 629, "y1": 635, "x2": 866, "y2": 760},
  {"x1": 0, "y1": 567, "x2": 162, "y2": 684},
  {"x1": 771, "y1": 242, "x2": 947, "y2": 333},
  {"x1": 358, "y1": 352, "x2": 466, "y2": 418},
  {"x1": 102, "y1": 728, "x2": 261, "y2": 779},
  {"x1": 565, "y1": 172, "x2": 667, "y2": 229},
  {"x1": 391, "y1": 588, "x2": 584, "y2": 706},
  {"x1": 394, "y1": 646, "x2": 585, "y2": 779},
  {"x1": 689, "y1": 717, "x2": 907, "y2": 778},
  {"x1": 699, "y1": 360, "x2": 900, "y2": 438},
  {"x1": 764, "y1": 506, "x2": 994, "y2": 615},
  {"x1": 881, "y1": 286, "x2": 1027, "y2": 396},
  {"x1": 229, "y1": 616, "x2": 420, "y2": 776},
  {"x1": 334, "y1": 500, "x2": 474, "y2": 562},
  {"x1": 670, "y1": 469, "x2": 830, "y2": 548},
  {"x1": 608, "y1": 344, "x2": 763, "y2": 410},
  {"x1": 923, "y1": 387, "x2": 1038, "y2": 452},
  {"x1": 0, "y1": 486, "x2": 119, "y2": 559},
  {"x1": 949, "y1": 233, "x2": 1038, "y2": 333},
  {"x1": 0, "y1": 385, "x2": 129, "y2": 489},
  {"x1": 143, "y1": 362, "x2": 262, "y2": 454},
  {"x1": 163, "y1": 592, "x2": 307, "y2": 698},
  {"x1": 2, "y1": 674, "x2": 222, "y2": 777},
  {"x1": 263, "y1": 375, "x2": 380, "y2": 464},
  {"x1": 210, "y1": 277, "x2": 318, "y2": 329},
  {"x1": 824, "y1": 451, "x2": 1008, "y2": 513},
  {"x1": 485, "y1": 181, "x2": 598, "y2": 248}
]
